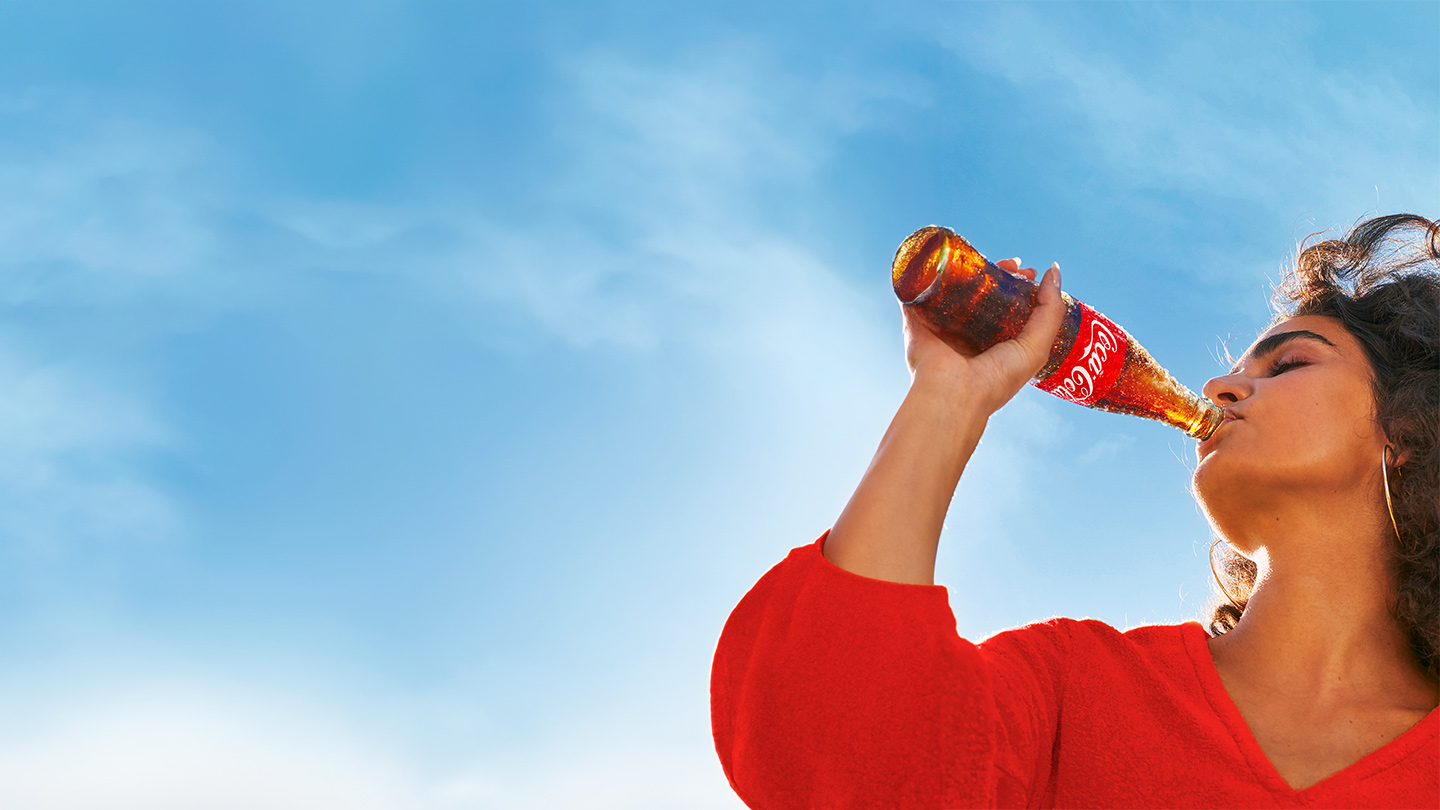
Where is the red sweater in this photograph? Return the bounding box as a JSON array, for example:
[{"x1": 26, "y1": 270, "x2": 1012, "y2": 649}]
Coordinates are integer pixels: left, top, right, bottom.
[{"x1": 711, "y1": 533, "x2": 1440, "y2": 809}]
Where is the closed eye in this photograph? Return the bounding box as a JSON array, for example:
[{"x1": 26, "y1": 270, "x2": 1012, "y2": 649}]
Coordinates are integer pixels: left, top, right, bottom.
[{"x1": 1267, "y1": 358, "x2": 1309, "y2": 376}]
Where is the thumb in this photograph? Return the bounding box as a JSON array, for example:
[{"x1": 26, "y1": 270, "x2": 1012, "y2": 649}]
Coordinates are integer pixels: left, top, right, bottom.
[{"x1": 1011, "y1": 263, "x2": 1066, "y2": 376}]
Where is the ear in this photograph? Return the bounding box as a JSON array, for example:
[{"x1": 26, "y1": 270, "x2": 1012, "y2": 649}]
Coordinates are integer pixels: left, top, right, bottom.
[{"x1": 1386, "y1": 444, "x2": 1410, "y2": 469}]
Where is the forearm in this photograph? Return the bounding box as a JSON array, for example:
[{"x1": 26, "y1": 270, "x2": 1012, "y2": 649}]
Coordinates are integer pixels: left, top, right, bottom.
[{"x1": 824, "y1": 376, "x2": 989, "y2": 585}]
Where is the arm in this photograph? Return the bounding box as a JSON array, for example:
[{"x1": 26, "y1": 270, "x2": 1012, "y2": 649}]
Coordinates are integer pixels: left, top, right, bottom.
[
  {"x1": 712, "y1": 261, "x2": 1070, "y2": 810},
  {"x1": 824, "y1": 261, "x2": 1065, "y2": 584}
]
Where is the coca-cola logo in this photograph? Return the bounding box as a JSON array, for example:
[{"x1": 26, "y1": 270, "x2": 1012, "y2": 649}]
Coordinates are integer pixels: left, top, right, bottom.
[{"x1": 1036, "y1": 305, "x2": 1126, "y2": 406}]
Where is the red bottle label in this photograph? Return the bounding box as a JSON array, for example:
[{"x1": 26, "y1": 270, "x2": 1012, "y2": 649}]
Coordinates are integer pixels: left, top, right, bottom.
[{"x1": 1035, "y1": 303, "x2": 1127, "y2": 406}]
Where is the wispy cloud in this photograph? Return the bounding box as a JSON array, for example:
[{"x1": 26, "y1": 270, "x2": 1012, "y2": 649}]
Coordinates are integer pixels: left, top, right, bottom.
[
  {"x1": 462, "y1": 44, "x2": 931, "y2": 356},
  {"x1": 0, "y1": 91, "x2": 226, "y2": 310},
  {"x1": 0, "y1": 346, "x2": 180, "y2": 552},
  {"x1": 1078, "y1": 433, "x2": 1135, "y2": 465},
  {"x1": 940, "y1": 5, "x2": 1437, "y2": 230},
  {"x1": 0, "y1": 92, "x2": 211, "y2": 554}
]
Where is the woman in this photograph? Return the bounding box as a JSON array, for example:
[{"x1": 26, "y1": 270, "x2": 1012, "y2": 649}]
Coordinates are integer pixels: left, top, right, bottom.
[{"x1": 711, "y1": 214, "x2": 1439, "y2": 808}]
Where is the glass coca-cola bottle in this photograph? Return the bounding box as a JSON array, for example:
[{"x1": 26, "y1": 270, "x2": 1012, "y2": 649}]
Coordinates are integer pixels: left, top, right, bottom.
[{"x1": 893, "y1": 225, "x2": 1223, "y2": 439}]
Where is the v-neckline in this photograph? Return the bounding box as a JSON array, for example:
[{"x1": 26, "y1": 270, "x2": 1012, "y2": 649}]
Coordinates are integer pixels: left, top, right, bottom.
[{"x1": 1180, "y1": 622, "x2": 1439, "y2": 797}]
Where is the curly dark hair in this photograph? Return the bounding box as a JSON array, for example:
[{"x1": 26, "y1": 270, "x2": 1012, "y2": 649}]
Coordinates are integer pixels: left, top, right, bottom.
[{"x1": 1206, "y1": 213, "x2": 1440, "y2": 679}]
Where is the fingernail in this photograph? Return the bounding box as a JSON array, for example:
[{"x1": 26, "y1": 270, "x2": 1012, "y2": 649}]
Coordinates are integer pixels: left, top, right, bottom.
[{"x1": 1047, "y1": 264, "x2": 1061, "y2": 287}]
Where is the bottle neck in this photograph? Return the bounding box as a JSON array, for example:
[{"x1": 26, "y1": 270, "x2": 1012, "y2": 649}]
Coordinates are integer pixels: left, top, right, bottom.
[{"x1": 1185, "y1": 400, "x2": 1225, "y2": 439}]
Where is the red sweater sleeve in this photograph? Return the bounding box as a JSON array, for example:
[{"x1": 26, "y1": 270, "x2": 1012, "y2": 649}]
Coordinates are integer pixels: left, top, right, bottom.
[{"x1": 711, "y1": 533, "x2": 1072, "y2": 810}]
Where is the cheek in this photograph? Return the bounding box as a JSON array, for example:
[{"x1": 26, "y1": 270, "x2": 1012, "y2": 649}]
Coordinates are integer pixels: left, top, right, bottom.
[
  {"x1": 1269, "y1": 401, "x2": 1336, "y2": 459},
  {"x1": 1284, "y1": 381, "x2": 1380, "y2": 462},
  {"x1": 1228, "y1": 393, "x2": 1376, "y2": 482}
]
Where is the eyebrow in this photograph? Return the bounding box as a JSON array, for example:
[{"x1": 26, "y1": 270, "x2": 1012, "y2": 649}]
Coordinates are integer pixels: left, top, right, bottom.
[{"x1": 1229, "y1": 330, "x2": 1337, "y2": 374}]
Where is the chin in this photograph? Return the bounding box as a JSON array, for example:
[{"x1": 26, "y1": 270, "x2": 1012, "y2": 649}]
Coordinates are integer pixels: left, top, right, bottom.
[
  {"x1": 1190, "y1": 451, "x2": 1227, "y2": 505},
  {"x1": 1190, "y1": 454, "x2": 1257, "y2": 549}
]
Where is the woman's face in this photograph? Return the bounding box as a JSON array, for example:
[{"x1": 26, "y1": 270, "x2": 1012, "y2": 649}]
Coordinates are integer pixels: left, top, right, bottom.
[{"x1": 1192, "y1": 314, "x2": 1387, "y2": 549}]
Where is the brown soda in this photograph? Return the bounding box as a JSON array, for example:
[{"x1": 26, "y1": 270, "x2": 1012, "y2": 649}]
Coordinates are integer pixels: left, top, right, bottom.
[{"x1": 892, "y1": 225, "x2": 1223, "y2": 439}]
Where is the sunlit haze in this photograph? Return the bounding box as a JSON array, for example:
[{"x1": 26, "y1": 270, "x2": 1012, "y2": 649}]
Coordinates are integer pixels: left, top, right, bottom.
[{"x1": 1, "y1": 2, "x2": 1436, "y2": 807}]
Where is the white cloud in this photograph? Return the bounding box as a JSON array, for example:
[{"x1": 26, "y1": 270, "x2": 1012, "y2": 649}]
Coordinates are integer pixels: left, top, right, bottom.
[
  {"x1": 0, "y1": 688, "x2": 415, "y2": 810},
  {"x1": 0, "y1": 682, "x2": 743, "y2": 810},
  {"x1": 439, "y1": 740, "x2": 743, "y2": 810}
]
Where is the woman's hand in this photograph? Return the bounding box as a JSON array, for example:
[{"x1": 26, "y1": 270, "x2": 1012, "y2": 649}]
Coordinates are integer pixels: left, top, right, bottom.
[{"x1": 903, "y1": 259, "x2": 1065, "y2": 416}]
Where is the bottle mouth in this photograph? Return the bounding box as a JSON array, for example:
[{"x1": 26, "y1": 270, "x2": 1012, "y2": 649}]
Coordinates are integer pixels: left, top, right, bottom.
[
  {"x1": 1187, "y1": 403, "x2": 1226, "y2": 440},
  {"x1": 892, "y1": 226, "x2": 953, "y2": 304}
]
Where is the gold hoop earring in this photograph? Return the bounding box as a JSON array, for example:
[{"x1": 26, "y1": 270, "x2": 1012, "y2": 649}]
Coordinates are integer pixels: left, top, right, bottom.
[
  {"x1": 1209, "y1": 538, "x2": 1245, "y2": 612},
  {"x1": 1382, "y1": 445, "x2": 1402, "y2": 543}
]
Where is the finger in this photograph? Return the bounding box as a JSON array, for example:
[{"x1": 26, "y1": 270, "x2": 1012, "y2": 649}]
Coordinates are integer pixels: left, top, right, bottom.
[
  {"x1": 1010, "y1": 263, "x2": 1066, "y2": 374},
  {"x1": 901, "y1": 302, "x2": 943, "y2": 340},
  {"x1": 899, "y1": 301, "x2": 926, "y2": 340},
  {"x1": 995, "y1": 257, "x2": 1022, "y2": 272},
  {"x1": 1012, "y1": 266, "x2": 1038, "y2": 281}
]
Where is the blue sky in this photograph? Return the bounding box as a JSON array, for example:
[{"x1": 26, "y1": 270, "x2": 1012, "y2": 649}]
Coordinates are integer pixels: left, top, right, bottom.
[{"x1": 1, "y1": 1, "x2": 1436, "y2": 806}]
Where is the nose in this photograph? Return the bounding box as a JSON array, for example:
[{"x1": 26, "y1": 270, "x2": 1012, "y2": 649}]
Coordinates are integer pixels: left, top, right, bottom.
[{"x1": 1202, "y1": 372, "x2": 1251, "y2": 407}]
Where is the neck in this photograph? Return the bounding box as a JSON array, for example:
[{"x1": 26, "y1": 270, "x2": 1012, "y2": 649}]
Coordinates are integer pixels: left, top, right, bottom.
[
  {"x1": 1209, "y1": 562, "x2": 1434, "y2": 706},
  {"x1": 1209, "y1": 490, "x2": 1434, "y2": 709}
]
